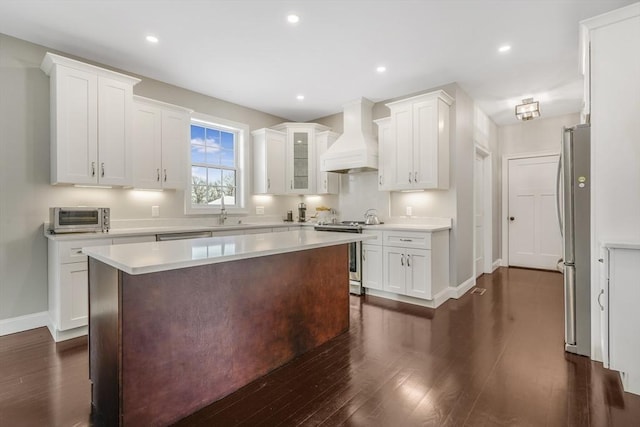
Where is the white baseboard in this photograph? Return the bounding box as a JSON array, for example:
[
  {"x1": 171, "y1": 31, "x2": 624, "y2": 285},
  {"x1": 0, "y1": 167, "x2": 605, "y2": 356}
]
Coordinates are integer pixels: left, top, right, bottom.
[
  {"x1": 500, "y1": 258, "x2": 509, "y2": 267},
  {"x1": 365, "y1": 289, "x2": 441, "y2": 309},
  {"x1": 0, "y1": 311, "x2": 49, "y2": 336},
  {"x1": 451, "y1": 275, "x2": 476, "y2": 298},
  {"x1": 492, "y1": 259, "x2": 502, "y2": 272}
]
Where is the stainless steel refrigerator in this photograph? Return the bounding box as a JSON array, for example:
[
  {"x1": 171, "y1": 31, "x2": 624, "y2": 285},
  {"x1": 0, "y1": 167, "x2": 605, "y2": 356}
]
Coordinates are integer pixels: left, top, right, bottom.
[{"x1": 557, "y1": 124, "x2": 591, "y2": 356}]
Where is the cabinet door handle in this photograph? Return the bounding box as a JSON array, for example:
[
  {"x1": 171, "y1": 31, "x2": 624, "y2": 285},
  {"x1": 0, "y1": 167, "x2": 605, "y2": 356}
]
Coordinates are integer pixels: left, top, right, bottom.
[
  {"x1": 408, "y1": 172, "x2": 412, "y2": 184},
  {"x1": 400, "y1": 254, "x2": 404, "y2": 266},
  {"x1": 399, "y1": 238, "x2": 413, "y2": 242},
  {"x1": 156, "y1": 168, "x2": 160, "y2": 182},
  {"x1": 91, "y1": 162, "x2": 96, "y2": 177},
  {"x1": 597, "y1": 289, "x2": 605, "y2": 311},
  {"x1": 164, "y1": 169, "x2": 167, "y2": 182},
  {"x1": 362, "y1": 250, "x2": 366, "y2": 262},
  {"x1": 290, "y1": 180, "x2": 293, "y2": 189},
  {"x1": 324, "y1": 179, "x2": 327, "y2": 189},
  {"x1": 407, "y1": 254, "x2": 411, "y2": 267},
  {"x1": 379, "y1": 175, "x2": 383, "y2": 185},
  {"x1": 101, "y1": 163, "x2": 105, "y2": 177},
  {"x1": 414, "y1": 171, "x2": 418, "y2": 183},
  {"x1": 267, "y1": 178, "x2": 271, "y2": 189}
]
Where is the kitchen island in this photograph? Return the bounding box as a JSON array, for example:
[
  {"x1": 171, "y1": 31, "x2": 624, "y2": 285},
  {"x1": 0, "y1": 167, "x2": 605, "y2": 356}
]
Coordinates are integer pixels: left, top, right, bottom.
[{"x1": 83, "y1": 230, "x2": 371, "y2": 426}]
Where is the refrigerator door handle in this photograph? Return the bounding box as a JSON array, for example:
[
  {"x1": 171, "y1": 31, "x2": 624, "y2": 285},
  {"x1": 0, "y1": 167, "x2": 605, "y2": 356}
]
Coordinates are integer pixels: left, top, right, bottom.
[
  {"x1": 562, "y1": 127, "x2": 576, "y2": 264},
  {"x1": 556, "y1": 152, "x2": 563, "y2": 238},
  {"x1": 564, "y1": 264, "x2": 577, "y2": 346}
]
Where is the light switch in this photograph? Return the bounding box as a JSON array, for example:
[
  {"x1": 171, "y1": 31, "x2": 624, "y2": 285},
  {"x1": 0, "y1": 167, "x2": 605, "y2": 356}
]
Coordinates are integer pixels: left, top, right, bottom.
[
  {"x1": 406, "y1": 206, "x2": 412, "y2": 216},
  {"x1": 151, "y1": 205, "x2": 160, "y2": 217},
  {"x1": 256, "y1": 206, "x2": 265, "y2": 215}
]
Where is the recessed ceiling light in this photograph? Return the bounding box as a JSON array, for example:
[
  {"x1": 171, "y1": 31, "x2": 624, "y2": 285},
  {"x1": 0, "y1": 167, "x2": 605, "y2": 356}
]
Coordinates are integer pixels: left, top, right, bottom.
[
  {"x1": 296, "y1": 94, "x2": 305, "y2": 101},
  {"x1": 376, "y1": 66, "x2": 387, "y2": 73},
  {"x1": 287, "y1": 14, "x2": 300, "y2": 24},
  {"x1": 146, "y1": 35, "x2": 159, "y2": 43},
  {"x1": 498, "y1": 45, "x2": 511, "y2": 53}
]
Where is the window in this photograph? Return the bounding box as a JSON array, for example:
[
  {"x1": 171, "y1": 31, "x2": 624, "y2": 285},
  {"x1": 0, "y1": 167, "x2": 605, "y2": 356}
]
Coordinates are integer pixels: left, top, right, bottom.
[{"x1": 186, "y1": 113, "x2": 249, "y2": 214}]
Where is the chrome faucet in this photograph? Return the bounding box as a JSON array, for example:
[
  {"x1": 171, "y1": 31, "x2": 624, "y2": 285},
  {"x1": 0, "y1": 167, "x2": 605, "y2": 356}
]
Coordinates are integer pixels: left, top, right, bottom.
[
  {"x1": 219, "y1": 207, "x2": 227, "y2": 225},
  {"x1": 218, "y1": 191, "x2": 227, "y2": 225}
]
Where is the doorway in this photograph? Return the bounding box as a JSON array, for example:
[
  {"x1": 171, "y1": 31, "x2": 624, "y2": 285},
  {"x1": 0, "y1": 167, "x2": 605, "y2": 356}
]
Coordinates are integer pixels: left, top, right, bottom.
[
  {"x1": 474, "y1": 145, "x2": 492, "y2": 278},
  {"x1": 506, "y1": 155, "x2": 562, "y2": 270}
]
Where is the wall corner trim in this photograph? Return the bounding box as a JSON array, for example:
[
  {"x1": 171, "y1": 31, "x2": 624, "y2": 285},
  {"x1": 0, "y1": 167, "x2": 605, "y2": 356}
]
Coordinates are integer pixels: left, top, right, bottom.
[{"x1": 0, "y1": 311, "x2": 49, "y2": 336}]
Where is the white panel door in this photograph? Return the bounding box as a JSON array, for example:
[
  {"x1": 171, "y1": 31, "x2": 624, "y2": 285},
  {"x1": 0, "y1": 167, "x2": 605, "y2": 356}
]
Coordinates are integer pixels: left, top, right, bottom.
[
  {"x1": 161, "y1": 109, "x2": 189, "y2": 189},
  {"x1": 59, "y1": 263, "x2": 89, "y2": 331},
  {"x1": 475, "y1": 152, "x2": 485, "y2": 277},
  {"x1": 97, "y1": 76, "x2": 132, "y2": 186},
  {"x1": 383, "y1": 247, "x2": 406, "y2": 294},
  {"x1": 362, "y1": 244, "x2": 383, "y2": 290},
  {"x1": 132, "y1": 101, "x2": 162, "y2": 189},
  {"x1": 413, "y1": 98, "x2": 437, "y2": 188},
  {"x1": 405, "y1": 248, "x2": 431, "y2": 299},
  {"x1": 389, "y1": 106, "x2": 412, "y2": 189},
  {"x1": 54, "y1": 66, "x2": 98, "y2": 184},
  {"x1": 508, "y1": 156, "x2": 562, "y2": 269}
]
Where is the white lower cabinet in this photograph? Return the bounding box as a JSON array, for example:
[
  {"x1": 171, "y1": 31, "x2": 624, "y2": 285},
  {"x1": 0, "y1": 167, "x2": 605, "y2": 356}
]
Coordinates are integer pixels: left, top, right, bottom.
[
  {"x1": 48, "y1": 237, "x2": 111, "y2": 341},
  {"x1": 364, "y1": 229, "x2": 449, "y2": 307}
]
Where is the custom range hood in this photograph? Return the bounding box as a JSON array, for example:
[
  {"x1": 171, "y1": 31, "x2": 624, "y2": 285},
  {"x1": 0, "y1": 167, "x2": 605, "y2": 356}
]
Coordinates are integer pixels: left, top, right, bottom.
[{"x1": 320, "y1": 98, "x2": 378, "y2": 174}]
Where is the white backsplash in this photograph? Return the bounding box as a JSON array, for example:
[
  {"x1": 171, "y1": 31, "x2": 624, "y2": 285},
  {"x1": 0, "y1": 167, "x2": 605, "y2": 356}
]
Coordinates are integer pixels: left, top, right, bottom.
[{"x1": 338, "y1": 172, "x2": 390, "y2": 222}]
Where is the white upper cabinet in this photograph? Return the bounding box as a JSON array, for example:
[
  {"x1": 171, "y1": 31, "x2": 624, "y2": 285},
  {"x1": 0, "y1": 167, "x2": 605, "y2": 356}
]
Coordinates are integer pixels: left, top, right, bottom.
[
  {"x1": 252, "y1": 128, "x2": 286, "y2": 194},
  {"x1": 41, "y1": 53, "x2": 140, "y2": 186},
  {"x1": 383, "y1": 90, "x2": 452, "y2": 191},
  {"x1": 132, "y1": 96, "x2": 191, "y2": 190},
  {"x1": 273, "y1": 122, "x2": 330, "y2": 195},
  {"x1": 315, "y1": 131, "x2": 340, "y2": 195},
  {"x1": 374, "y1": 117, "x2": 392, "y2": 191}
]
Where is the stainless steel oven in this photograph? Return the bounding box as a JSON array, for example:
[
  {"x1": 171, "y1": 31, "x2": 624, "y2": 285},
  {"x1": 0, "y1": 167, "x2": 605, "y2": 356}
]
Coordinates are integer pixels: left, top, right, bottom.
[{"x1": 314, "y1": 222, "x2": 363, "y2": 295}]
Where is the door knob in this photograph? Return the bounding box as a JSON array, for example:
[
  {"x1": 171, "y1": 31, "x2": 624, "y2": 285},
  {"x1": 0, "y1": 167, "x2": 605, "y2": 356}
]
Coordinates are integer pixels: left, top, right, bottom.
[{"x1": 510, "y1": 216, "x2": 515, "y2": 221}]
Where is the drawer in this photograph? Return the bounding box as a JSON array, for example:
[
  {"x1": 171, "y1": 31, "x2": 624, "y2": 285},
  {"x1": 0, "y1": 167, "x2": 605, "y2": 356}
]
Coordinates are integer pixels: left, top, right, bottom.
[
  {"x1": 58, "y1": 238, "x2": 112, "y2": 264},
  {"x1": 383, "y1": 231, "x2": 431, "y2": 250},
  {"x1": 244, "y1": 228, "x2": 273, "y2": 234},
  {"x1": 362, "y1": 229, "x2": 383, "y2": 245}
]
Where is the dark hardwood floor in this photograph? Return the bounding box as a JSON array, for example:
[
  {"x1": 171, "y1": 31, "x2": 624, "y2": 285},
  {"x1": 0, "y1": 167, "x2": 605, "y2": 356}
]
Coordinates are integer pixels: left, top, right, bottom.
[{"x1": 1, "y1": 267, "x2": 639, "y2": 426}]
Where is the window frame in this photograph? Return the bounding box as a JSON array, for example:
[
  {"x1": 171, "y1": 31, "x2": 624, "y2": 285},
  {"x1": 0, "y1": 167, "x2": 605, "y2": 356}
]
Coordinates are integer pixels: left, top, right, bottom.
[{"x1": 185, "y1": 112, "x2": 250, "y2": 215}]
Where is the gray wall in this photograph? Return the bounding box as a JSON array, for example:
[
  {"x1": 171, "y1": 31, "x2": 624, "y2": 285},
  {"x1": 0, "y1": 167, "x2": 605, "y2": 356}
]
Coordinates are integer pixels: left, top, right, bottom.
[{"x1": 0, "y1": 34, "x2": 339, "y2": 320}]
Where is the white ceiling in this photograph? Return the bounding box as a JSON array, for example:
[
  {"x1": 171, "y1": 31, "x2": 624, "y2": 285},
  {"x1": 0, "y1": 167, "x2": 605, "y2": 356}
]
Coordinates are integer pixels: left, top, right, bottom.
[{"x1": 0, "y1": 0, "x2": 635, "y2": 125}]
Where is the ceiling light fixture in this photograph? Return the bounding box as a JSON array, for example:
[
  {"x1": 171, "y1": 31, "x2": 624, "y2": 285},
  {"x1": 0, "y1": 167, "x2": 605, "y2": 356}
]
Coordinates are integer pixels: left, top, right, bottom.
[
  {"x1": 515, "y1": 98, "x2": 540, "y2": 121},
  {"x1": 146, "y1": 35, "x2": 159, "y2": 43},
  {"x1": 498, "y1": 44, "x2": 511, "y2": 53},
  {"x1": 296, "y1": 94, "x2": 305, "y2": 101},
  {"x1": 376, "y1": 66, "x2": 387, "y2": 73},
  {"x1": 287, "y1": 14, "x2": 300, "y2": 24}
]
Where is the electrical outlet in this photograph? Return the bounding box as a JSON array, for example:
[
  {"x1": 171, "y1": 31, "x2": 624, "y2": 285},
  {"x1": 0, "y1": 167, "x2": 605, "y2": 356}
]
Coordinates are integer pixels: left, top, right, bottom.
[
  {"x1": 151, "y1": 205, "x2": 160, "y2": 217},
  {"x1": 406, "y1": 206, "x2": 412, "y2": 216},
  {"x1": 256, "y1": 206, "x2": 264, "y2": 215}
]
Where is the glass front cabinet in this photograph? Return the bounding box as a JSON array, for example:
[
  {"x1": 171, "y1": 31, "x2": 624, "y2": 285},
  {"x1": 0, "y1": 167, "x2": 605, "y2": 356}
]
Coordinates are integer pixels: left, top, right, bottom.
[{"x1": 273, "y1": 123, "x2": 330, "y2": 195}]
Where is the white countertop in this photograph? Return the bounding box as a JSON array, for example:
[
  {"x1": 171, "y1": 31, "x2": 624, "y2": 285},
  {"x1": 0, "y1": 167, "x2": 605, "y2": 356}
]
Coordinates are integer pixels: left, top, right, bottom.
[
  {"x1": 601, "y1": 241, "x2": 640, "y2": 250},
  {"x1": 363, "y1": 224, "x2": 451, "y2": 232},
  {"x1": 83, "y1": 229, "x2": 374, "y2": 275},
  {"x1": 45, "y1": 222, "x2": 302, "y2": 241},
  {"x1": 45, "y1": 221, "x2": 450, "y2": 241}
]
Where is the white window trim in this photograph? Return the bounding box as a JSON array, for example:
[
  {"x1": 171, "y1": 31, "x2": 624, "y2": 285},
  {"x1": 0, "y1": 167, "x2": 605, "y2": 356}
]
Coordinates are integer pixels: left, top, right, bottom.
[{"x1": 185, "y1": 112, "x2": 250, "y2": 215}]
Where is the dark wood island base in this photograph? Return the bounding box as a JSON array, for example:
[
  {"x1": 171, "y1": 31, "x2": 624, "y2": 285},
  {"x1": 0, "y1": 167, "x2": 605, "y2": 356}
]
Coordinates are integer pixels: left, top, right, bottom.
[{"x1": 88, "y1": 244, "x2": 349, "y2": 426}]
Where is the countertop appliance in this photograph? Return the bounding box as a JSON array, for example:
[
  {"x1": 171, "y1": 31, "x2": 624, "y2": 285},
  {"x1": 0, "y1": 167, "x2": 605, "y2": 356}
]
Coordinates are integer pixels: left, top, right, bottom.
[
  {"x1": 557, "y1": 124, "x2": 591, "y2": 356},
  {"x1": 314, "y1": 221, "x2": 364, "y2": 295},
  {"x1": 49, "y1": 207, "x2": 110, "y2": 234},
  {"x1": 298, "y1": 203, "x2": 306, "y2": 223}
]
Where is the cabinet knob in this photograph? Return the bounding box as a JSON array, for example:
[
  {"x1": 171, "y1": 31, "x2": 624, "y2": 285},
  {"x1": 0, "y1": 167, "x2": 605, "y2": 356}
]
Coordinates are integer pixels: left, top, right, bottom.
[
  {"x1": 91, "y1": 162, "x2": 96, "y2": 177},
  {"x1": 408, "y1": 172, "x2": 412, "y2": 184},
  {"x1": 101, "y1": 163, "x2": 105, "y2": 178},
  {"x1": 156, "y1": 168, "x2": 160, "y2": 182},
  {"x1": 510, "y1": 216, "x2": 515, "y2": 221},
  {"x1": 164, "y1": 169, "x2": 167, "y2": 182},
  {"x1": 598, "y1": 258, "x2": 604, "y2": 263},
  {"x1": 414, "y1": 172, "x2": 418, "y2": 183}
]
